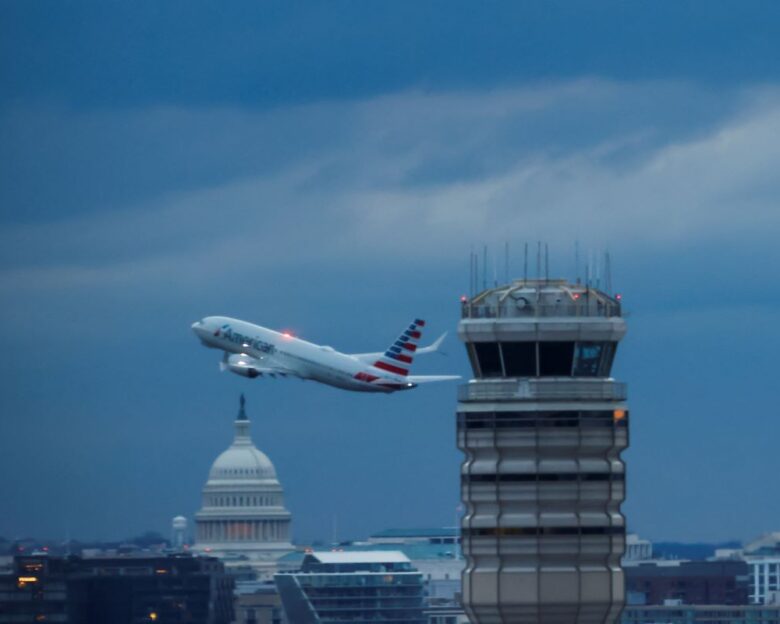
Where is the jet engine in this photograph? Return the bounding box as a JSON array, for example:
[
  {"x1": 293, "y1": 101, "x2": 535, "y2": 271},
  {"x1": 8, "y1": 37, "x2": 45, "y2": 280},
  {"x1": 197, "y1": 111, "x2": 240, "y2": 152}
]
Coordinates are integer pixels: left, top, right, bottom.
[{"x1": 224, "y1": 354, "x2": 261, "y2": 378}]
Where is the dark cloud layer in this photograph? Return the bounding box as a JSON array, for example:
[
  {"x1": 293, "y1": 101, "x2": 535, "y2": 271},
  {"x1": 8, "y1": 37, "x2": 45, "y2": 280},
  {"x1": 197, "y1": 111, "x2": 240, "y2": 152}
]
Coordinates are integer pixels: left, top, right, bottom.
[
  {"x1": 2, "y1": 4, "x2": 780, "y2": 544},
  {"x1": 3, "y1": 1, "x2": 780, "y2": 110}
]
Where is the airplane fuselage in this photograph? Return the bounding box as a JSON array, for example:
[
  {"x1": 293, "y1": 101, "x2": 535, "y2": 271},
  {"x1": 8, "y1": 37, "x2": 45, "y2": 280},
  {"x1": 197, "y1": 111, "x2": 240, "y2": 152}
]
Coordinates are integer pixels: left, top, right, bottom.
[{"x1": 192, "y1": 316, "x2": 416, "y2": 393}]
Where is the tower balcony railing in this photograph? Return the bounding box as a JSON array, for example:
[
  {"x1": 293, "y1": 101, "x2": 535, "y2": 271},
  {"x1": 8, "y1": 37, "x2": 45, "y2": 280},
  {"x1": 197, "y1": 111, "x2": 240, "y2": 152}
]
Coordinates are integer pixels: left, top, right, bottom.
[
  {"x1": 458, "y1": 378, "x2": 627, "y2": 402},
  {"x1": 461, "y1": 301, "x2": 621, "y2": 320}
]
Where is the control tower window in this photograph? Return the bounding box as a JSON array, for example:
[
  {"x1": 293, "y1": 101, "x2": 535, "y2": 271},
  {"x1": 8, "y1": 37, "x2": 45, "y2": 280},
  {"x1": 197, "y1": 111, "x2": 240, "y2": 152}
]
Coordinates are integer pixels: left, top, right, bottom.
[
  {"x1": 502, "y1": 342, "x2": 537, "y2": 377},
  {"x1": 538, "y1": 341, "x2": 575, "y2": 376},
  {"x1": 600, "y1": 342, "x2": 617, "y2": 376},
  {"x1": 474, "y1": 342, "x2": 503, "y2": 377},
  {"x1": 573, "y1": 342, "x2": 603, "y2": 377}
]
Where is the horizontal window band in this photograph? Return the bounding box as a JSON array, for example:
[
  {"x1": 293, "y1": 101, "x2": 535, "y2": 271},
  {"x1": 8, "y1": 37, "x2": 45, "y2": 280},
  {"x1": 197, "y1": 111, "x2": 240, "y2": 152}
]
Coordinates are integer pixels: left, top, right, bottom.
[
  {"x1": 462, "y1": 420, "x2": 626, "y2": 429},
  {"x1": 465, "y1": 473, "x2": 625, "y2": 483},
  {"x1": 463, "y1": 526, "x2": 626, "y2": 537},
  {"x1": 458, "y1": 411, "x2": 628, "y2": 429},
  {"x1": 459, "y1": 411, "x2": 629, "y2": 420}
]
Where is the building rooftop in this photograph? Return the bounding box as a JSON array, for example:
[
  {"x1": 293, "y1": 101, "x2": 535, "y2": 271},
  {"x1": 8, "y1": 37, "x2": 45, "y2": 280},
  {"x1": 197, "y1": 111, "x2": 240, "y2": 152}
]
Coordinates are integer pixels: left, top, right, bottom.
[
  {"x1": 462, "y1": 279, "x2": 622, "y2": 320},
  {"x1": 308, "y1": 551, "x2": 410, "y2": 565},
  {"x1": 370, "y1": 528, "x2": 458, "y2": 539},
  {"x1": 280, "y1": 542, "x2": 460, "y2": 564}
]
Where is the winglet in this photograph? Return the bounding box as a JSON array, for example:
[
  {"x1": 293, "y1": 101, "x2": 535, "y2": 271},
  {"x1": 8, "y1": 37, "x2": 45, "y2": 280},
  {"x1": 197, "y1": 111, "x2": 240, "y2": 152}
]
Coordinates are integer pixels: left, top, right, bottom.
[{"x1": 416, "y1": 332, "x2": 448, "y2": 355}]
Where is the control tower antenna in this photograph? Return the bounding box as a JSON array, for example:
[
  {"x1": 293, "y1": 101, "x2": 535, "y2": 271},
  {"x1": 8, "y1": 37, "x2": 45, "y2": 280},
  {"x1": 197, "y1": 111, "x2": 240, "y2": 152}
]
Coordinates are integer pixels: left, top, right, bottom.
[
  {"x1": 482, "y1": 245, "x2": 487, "y2": 291},
  {"x1": 472, "y1": 249, "x2": 478, "y2": 298},
  {"x1": 585, "y1": 249, "x2": 591, "y2": 288},
  {"x1": 544, "y1": 242, "x2": 550, "y2": 284},
  {"x1": 595, "y1": 250, "x2": 601, "y2": 289},
  {"x1": 536, "y1": 241, "x2": 541, "y2": 281},
  {"x1": 575, "y1": 240, "x2": 581, "y2": 285},
  {"x1": 523, "y1": 242, "x2": 529, "y2": 283},
  {"x1": 605, "y1": 250, "x2": 613, "y2": 295},
  {"x1": 506, "y1": 241, "x2": 511, "y2": 284},
  {"x1": 469, "y1": 248, "x2": 474, "y2": 298}
]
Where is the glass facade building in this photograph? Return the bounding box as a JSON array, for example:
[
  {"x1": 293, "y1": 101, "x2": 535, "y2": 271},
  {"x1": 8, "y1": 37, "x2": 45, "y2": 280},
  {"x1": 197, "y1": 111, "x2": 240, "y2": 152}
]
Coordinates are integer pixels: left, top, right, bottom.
[{"x1": 275, "y1": 551, "x2": 426, "y2": 624}]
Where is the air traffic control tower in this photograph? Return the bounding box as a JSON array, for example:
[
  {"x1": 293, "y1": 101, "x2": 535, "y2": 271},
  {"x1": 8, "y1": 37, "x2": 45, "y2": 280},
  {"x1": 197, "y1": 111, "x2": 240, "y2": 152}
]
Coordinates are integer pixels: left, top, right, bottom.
[{"x1": 458, "y1": 279, "x2": 628, "y2": 624}]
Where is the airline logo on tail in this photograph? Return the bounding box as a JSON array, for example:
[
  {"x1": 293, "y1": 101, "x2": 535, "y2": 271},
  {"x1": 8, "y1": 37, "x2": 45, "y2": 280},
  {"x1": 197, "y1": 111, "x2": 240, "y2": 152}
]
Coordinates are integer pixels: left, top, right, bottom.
[{"x1": 372, "y1": 319, "x2": 425, "y2": 376}]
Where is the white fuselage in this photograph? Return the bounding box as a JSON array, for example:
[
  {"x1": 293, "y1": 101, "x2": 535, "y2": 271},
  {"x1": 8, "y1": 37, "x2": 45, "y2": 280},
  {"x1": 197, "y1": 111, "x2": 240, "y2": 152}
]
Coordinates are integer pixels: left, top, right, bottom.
[{"x1": 192, "y1": 316, "x2": 415, "y2": 393}]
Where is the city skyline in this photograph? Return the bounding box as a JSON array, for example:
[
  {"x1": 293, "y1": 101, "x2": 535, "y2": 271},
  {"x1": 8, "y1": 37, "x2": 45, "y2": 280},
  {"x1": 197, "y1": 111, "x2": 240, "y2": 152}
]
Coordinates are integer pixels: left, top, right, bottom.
[{"x1": 2, "y1": 2, "x2": 780, "y2": 544}]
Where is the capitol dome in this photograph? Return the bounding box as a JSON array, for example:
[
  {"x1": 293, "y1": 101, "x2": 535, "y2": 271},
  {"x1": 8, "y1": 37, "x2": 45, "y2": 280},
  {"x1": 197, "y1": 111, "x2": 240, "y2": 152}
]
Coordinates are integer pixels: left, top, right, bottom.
[
  {"x1": 193, "y1": 395, "x2": 293, "y2": 579},
  {"x1": 208, "y1": 438, "x2": 277, "y2": 480}
]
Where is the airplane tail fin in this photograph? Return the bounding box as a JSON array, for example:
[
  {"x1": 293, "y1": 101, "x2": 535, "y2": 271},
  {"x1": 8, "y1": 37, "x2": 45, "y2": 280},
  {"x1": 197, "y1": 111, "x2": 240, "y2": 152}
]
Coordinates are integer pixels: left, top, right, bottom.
[{"x1": 372, "y1": 319, "x2": 426, "y2": 377}]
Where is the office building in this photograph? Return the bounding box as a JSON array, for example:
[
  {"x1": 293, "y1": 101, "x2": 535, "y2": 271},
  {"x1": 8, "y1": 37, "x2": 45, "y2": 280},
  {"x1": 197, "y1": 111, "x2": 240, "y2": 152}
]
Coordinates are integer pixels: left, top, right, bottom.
[
  {"x1": 745, "y1": 534, "x2": 780, "y2": 605},
  {"x1": 624, "y1": 560, "x2": 750, "y2": 606},
  {"x1": 275, "y1": 551, "x2": 426, "y2": 623},
  {"x1": 621, "y1": 605, "x2": 780, "y2": 624},
  {"x1": 0, "y1": 553, "x2": 233, "y2": 623},
  {"x1": 458, "y1": 279, "x2": 628, "y2": 624}
]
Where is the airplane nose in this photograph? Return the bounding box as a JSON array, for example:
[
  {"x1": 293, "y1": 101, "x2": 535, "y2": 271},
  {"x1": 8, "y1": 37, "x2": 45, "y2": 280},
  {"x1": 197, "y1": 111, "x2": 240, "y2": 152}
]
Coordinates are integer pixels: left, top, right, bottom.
[{"x1": 191, "y1": 321, "x2": 201, "y2": 332}]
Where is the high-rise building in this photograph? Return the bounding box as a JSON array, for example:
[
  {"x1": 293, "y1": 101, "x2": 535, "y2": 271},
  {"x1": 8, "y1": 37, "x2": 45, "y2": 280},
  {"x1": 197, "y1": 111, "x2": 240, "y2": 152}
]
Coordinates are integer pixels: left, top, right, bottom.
[
  {"x1": 275, "y1": 551, "x2": 426, "y2": 623},
  {"x1": 458, "y1": 279, "x2": 628, "y2": 624},
  {"x1": 193, "y1": 395, "x2": 294, "y2": 579}
]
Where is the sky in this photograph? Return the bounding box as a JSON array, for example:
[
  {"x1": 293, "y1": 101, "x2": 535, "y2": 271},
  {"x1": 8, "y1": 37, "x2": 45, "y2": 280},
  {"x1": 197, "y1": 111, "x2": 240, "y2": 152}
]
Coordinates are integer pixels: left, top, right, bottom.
[{"x1": 1, "y1": 1, "x2": 780, "y2": 545}]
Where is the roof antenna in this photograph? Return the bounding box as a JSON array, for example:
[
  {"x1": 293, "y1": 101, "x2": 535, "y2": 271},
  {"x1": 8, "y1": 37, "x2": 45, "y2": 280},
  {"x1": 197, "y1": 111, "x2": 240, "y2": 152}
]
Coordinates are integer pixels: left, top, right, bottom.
[
  {"x1": 482, "y1": 245, "x2": 487, "y2": 291},
  {"x1": 544, "y1": 243, "x2": 549, "y2": 284},
  {"x1": 585, "y1": 250, "x2": 591, "y2": 288},
  {"x1": 469, "y1": 248, "x2": 474, "y2": 299},
  {"x1": 605, "y1": 250, "x2": 613, "y2": 296},
  {"x1": 536, "y1": 241, "x2": 541, "y2": 281},
  {"x1": 523, "y1": 242, "x2": 528, "y2": 283},
  {"x1": 575, "y1": 240, "x2": 581, "y2": 285},
  {"x1": 504, "y1": 241, "x2": 509, "y2": 284},
  {"x1": 596, "y1": 250, "x2": 601, "y2": 289},
  {"x1": 474, "y1": 249, "x2": 478, "y2": 298}
]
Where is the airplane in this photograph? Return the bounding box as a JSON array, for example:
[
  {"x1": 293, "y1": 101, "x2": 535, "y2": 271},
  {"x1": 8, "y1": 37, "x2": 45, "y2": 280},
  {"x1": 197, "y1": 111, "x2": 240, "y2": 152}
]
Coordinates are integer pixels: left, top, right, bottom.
[{"x1": 191, "y1": 316, "x2": 460, "y2": 393}]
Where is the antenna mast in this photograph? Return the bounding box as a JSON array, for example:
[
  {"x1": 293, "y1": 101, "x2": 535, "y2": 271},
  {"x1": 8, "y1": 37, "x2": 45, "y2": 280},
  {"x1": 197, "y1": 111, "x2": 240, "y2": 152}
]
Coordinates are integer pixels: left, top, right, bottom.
[
  {"x1": 505, "y1": 241, "x2": 509, "y2": 284},
  {"x1": 482, "y1": 245, "x2": 487, "y2": 290},
  {"x1": 523, "y1": 242, "x2": 528, "y2": 283}
]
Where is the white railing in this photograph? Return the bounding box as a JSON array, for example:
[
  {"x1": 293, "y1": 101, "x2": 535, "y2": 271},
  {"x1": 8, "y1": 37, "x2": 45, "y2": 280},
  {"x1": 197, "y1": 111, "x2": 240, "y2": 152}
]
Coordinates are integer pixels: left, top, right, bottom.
[
  {"x1": 458, "y1": 379, "x2": 627, "y2": 402},
  {"x1": 461, "y1": 302, "x2": 621, "y2": 319}
]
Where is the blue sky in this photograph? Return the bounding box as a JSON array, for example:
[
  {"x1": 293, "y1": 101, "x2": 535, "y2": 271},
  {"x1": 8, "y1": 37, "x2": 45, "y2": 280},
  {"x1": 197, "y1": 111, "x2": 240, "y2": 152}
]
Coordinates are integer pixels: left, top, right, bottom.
[{"x1": 2, "y1": 2, "x2": 780, "y2": 544}]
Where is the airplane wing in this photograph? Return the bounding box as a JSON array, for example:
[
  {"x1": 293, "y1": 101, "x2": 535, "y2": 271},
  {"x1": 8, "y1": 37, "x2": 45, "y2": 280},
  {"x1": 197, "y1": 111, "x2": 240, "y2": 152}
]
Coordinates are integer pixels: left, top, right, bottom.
[
  {"x1": 406, "y1": 375, "x2": 461, "y2": 384},
  {"x1": 221, "y1": 353, "x2": 300, "y2": 379}
]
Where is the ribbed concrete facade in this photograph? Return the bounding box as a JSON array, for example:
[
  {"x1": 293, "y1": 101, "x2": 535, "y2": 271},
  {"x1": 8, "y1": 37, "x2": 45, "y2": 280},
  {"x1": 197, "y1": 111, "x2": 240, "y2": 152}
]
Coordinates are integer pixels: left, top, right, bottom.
[{"x1": 458, "y1": 279, "x2": 628, "y2": 624}]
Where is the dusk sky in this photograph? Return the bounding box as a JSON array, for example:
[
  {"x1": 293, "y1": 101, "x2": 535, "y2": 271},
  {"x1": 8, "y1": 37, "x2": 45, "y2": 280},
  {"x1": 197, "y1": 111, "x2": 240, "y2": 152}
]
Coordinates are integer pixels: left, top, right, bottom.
[{"x1": 2, "y1": 1, "x2": 780, "y2": 544}]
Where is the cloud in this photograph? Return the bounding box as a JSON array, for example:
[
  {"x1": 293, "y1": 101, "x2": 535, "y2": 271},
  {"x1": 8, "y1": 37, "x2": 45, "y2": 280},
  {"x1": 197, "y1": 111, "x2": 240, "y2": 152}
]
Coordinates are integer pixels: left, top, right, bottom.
[{"x1": 2, "y1": 80, "x2": 779, "y2": 296}]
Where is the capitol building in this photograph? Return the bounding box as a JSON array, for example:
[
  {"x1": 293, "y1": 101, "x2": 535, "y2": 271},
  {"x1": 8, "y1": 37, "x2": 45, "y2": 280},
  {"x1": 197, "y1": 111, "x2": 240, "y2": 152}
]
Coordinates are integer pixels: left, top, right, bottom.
[{"x1": 193, "y1": 395, "x2": 294, "y2": 579}]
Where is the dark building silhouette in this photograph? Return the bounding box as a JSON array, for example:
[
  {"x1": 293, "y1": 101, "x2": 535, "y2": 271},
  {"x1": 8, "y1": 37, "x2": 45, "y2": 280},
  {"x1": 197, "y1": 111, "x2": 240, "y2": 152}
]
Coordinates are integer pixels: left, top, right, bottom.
[
  {"x1": 625, "y1": 561, "x2": 750, "y2": 606},
  {"x1": 0, "y1": 553, "x2": 234, "y2": 623}
]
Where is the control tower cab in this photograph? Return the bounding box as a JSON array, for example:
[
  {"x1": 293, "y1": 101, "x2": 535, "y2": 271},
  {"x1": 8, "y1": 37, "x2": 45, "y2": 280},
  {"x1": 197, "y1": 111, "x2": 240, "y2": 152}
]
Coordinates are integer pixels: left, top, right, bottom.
[{"x1": 457, "y1": 279, "x2": 628, "y2": 624}]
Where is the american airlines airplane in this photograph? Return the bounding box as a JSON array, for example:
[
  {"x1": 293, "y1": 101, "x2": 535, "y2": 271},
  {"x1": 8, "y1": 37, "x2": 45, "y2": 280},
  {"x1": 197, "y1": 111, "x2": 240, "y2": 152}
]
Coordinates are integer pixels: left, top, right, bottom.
[{"x1": 191, "y1": 316, "x2": 460, "y2": 393}]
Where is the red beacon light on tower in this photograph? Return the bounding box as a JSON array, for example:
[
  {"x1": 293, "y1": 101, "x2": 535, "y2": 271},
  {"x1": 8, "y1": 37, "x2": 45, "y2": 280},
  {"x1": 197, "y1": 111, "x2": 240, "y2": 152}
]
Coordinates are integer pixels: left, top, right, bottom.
[{"x1": 615, "y1": 293, "x2": 623, "y2": 301}]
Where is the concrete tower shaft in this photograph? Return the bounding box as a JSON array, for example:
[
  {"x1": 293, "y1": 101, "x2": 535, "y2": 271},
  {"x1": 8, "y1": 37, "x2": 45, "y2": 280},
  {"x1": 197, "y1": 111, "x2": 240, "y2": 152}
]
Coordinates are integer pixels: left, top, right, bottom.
[{"x1": 458, "y1": 279, "x2": 628, "y2": 624}]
